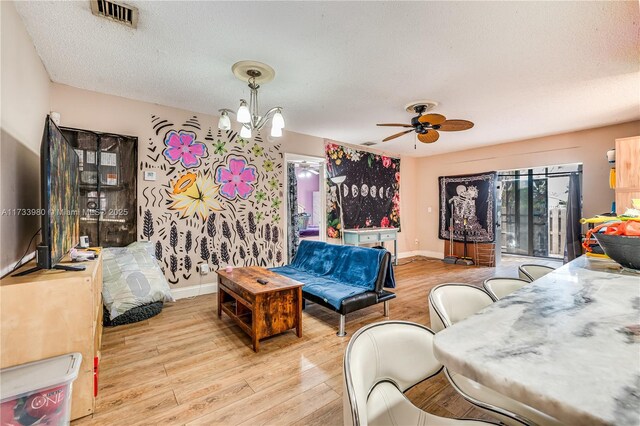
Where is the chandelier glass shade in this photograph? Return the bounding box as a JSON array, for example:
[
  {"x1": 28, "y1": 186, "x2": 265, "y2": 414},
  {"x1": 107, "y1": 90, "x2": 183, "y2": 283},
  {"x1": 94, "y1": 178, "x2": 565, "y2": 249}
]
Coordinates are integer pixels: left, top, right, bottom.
[{"x1": 218, "y1": 62, "x2": 285, "y2": 139}]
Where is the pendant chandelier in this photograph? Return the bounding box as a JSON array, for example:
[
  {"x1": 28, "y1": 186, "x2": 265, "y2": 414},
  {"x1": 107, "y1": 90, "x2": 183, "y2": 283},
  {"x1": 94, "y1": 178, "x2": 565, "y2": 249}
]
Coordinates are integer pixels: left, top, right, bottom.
[{"x1": 218, "y1": 61, "x2": 285, "y2": 139}]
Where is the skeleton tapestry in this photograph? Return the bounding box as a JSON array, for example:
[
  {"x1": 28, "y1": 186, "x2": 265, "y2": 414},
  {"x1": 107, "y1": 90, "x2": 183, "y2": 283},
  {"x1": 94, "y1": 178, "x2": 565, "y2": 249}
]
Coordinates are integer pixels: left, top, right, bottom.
[{"x1": 438, "y1": 172, "x2": 497, "y2": 243}]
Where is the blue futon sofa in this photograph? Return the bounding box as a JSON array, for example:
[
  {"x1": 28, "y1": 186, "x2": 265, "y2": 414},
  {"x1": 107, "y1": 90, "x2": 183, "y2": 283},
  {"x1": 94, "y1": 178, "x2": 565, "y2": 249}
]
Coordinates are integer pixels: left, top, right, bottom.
[{"x1": 270, "y1": 240, "x2": 396, "y2": 336}]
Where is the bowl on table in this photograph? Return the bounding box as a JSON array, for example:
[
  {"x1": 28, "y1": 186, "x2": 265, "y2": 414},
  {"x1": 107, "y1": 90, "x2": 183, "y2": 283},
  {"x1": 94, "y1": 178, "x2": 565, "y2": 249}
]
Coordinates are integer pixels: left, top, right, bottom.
[{"x1": 594, "y1": 233, "x2": 640, "y2": 271}]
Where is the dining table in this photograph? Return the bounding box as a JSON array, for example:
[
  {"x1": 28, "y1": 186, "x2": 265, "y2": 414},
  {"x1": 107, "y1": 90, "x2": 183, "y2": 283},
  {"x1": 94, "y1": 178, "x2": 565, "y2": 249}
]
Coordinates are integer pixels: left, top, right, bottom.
[{"x1": 433, "y1": 255, "x2": 640, "y2": 426}]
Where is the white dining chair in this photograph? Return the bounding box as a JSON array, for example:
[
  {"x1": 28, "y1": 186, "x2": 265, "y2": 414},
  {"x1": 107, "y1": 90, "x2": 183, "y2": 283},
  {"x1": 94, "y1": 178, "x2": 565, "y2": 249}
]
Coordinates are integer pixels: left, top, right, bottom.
[
  {"x1": 428, "y1": 283, "x2": 493, "y2": 332},
  {"x1": 343, "y1": 320, "x2": 495, "y2": 426},
  {"x1": 518, "y1": 264, "x2": 556, "y2": 282},
  {"x1": 428, "y1": 283, "x2": 562, "y2": 426},
  {"x1": 483, "y1": 277, "x2": 530, "y2": 301}
]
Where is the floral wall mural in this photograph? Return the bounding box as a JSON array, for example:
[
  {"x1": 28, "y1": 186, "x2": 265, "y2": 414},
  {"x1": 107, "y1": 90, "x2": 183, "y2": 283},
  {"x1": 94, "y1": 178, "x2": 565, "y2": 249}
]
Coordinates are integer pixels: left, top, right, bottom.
[
  {"x1": 325, "y1": 142, "x2": 400, "y2": 238},
  {"x1": 139, "y1": 114, "x2": 284, "y2": 287}
]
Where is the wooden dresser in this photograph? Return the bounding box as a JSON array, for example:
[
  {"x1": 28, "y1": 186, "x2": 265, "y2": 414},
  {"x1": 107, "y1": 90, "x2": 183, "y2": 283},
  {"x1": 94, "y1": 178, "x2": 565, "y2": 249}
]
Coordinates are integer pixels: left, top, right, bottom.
[
  {"x1": 0, "y1": 253, "x2": 103, "y2": 421},
  {"x1": 615, "y1": 136, "x2": 640, "y2": 214}
]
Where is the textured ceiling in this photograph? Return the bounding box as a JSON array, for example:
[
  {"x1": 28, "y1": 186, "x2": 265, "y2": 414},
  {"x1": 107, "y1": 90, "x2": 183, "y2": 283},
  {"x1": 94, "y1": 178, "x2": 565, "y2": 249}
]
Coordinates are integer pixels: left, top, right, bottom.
[{"x1": 15, "y1": 1, "x2": 640, "y2": 157}]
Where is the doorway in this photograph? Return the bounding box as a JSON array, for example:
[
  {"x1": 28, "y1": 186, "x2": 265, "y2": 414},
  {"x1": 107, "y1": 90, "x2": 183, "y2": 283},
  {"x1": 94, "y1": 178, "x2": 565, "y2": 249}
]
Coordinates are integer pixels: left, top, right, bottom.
[
  {"x1": 284, "y1": 154, "x2": 326, "y2": 262},
  {"x1": 498, "y1": 164, "x2": 582, "y2": 259}
]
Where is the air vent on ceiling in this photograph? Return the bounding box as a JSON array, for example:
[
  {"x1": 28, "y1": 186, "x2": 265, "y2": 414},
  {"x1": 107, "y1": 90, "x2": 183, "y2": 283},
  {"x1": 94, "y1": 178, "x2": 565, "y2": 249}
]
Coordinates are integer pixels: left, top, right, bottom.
[
  {"x1": 90, "y1": 0, "x2": 138, "y2": 28},
  {"x1": 361, "y1": 141, "x2": 378, "y2": 147}
]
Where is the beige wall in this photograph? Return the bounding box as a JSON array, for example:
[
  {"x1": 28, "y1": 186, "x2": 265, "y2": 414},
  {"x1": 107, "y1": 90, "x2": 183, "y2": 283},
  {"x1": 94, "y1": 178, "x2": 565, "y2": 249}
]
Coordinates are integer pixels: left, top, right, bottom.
[
  {"x1": 416, "y1": 120, "x2": 640, "y2": 257},
  {"x1": 50, "y1": 84, "x2": 419, "y2": 268},
  {"x1": 0, "y1": 1, "x2": 51, "y2": 273}
]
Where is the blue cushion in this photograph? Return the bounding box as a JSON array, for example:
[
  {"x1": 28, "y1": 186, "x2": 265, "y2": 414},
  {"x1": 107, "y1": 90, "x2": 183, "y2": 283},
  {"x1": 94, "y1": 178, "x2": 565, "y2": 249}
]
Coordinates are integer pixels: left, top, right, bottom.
[
  {"x1": 270, "y1": 240, "x2": 396, "y2": 310},
  {"x1": 289, "y1": 240, "x2": 390, "y2": 290},
  {"x1": 270, "y1": 267, "x2": 367, "y2": 310}
]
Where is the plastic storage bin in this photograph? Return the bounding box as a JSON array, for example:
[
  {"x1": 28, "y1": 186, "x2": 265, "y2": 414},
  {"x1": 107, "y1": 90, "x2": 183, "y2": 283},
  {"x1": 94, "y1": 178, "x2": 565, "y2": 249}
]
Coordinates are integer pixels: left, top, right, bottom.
[{"x1": 0, "y1": 353, "x2": 81, "y2": 426}]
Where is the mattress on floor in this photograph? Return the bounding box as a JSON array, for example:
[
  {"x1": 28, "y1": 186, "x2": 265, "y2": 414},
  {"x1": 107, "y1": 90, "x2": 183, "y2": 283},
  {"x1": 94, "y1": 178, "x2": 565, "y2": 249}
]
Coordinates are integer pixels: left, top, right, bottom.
[{"x1": 102, "y1": 241, "x2": 174, "y2": 321}]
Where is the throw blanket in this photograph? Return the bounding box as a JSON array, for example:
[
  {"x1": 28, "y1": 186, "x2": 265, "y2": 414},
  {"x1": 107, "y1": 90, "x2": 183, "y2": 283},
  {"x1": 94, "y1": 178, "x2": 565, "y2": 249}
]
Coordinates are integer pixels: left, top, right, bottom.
[{"x1": 271, "y1": 240, "x2": 395, "y2": 309}]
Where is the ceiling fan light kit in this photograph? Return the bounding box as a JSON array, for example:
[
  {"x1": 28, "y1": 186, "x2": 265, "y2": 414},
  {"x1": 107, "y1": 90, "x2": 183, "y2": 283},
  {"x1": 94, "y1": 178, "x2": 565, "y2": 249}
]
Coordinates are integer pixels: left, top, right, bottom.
[
  {"x1": 378, "y1": 101, "x2": 474, "y2": 146},
  {"x1": 218, "y1": 60, "x2": 285, "y2": 139}
]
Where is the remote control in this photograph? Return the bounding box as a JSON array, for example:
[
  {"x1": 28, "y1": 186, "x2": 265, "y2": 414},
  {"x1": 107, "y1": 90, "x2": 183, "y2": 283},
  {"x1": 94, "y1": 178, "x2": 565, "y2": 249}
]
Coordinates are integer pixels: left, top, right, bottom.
[{"x1": 257, "y1": 278, "x2": 269, "y2": 285}]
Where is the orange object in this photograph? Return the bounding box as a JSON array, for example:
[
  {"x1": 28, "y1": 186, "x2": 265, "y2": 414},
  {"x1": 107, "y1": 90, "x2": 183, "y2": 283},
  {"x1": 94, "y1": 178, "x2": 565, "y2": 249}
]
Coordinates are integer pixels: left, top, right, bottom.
[{"x1": 583, "y1": 221, "x2": 640, "y2": 252}]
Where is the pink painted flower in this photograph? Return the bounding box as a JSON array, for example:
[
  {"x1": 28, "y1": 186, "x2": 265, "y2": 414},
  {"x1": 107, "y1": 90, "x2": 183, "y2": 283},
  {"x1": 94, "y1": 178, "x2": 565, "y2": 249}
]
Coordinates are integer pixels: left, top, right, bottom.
[
  {"x1": 382, "y1": 156, "x2": 392, "y2": 168},
  {"x1": 163, "y1": 130, "x2": 207, "y2": 168},
  {"x1": 380, "y1": 216, "x2": 390, "y2": 228},
  {"x1": 215, "y1": 157, "x2": 257, "y2": 200}
]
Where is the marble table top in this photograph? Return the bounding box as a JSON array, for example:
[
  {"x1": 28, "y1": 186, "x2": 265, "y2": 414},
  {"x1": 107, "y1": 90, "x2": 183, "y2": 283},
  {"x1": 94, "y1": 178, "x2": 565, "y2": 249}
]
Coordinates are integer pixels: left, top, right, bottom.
[{"x1": 433, "y1": 256, "x2": 640, "y2": 425}]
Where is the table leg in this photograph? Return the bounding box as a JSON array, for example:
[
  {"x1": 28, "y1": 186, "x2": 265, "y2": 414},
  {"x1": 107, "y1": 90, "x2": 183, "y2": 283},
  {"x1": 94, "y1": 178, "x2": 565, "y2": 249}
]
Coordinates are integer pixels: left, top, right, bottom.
[
  {"x1": 394, "y1": 238, "x2": 398, "y2": 266},
  {"x1": 217, "y1": 287, "x2": 223, "y2": 318},
  {"x1": 296, "y1": 287, "x2": 303, "y2": 338}
]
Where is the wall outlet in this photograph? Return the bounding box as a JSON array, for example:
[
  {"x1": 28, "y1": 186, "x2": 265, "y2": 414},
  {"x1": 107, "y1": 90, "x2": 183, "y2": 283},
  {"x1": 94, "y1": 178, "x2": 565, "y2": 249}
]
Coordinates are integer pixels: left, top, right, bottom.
[
  {"x1": 143, "y1": 170, "x2": 157, "y2": 181},
  {"x1": 197, "y1": 264, "x2": 210, "y2": 275}
]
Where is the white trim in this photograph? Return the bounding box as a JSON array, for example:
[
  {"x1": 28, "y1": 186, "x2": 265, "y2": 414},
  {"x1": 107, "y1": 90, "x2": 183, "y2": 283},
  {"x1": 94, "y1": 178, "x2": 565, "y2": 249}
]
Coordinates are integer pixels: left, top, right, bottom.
[
  {"x1": 398, "y1": 250, "x2": 443, "y2": 260},
  {"x1": 283, "y1": 153, "x2": 327, "y2": 262},
  {"x1": 171, "y1": 281, "x2": 218, "y2": 300},
  {"x1": 0, "y1": 251, "x2": 36, "y2": 278}
]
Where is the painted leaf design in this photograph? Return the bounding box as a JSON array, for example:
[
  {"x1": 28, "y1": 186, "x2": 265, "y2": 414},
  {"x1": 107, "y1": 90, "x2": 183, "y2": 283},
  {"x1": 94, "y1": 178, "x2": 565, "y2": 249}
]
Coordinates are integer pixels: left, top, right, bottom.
[
  {"x1": 239, "y1": 246, "x2": 246, "y2": 259},
  {"x1": 170, "y1": 255, "x2": 178, "y2": 277},
  {"x1": 155, "y1": 241, "x2": 163, "y2": 262},
  {"x1": 200, "y1": 237, "x2": 210, "y2": 261},
  {"x1": 207, "y1": 213, "x2": 216, "y2": 238},
  {"x1": 264, "y1": 224, "x2": 271, "y2": 242},
  {"x1": 222, "y1": 221, "x2": 232, "y2": 240},
  {"x1": 252, "y1": 242, "x2": 259, "y2": 259},
  {"x1": 143, "y1": 209, "x2": 154, "y2": 239},
  {"x1": 221, "y1": 242, "x2": 230, "y2": 264},
  {"x1": 185, "y1": 230, "x2": 192, "y2": 252},
  {"x1": 272, "y1": 226, "x2": 279, "y2": 244},
  {"x1": 170, "y1": 224, "x2": 178, "y2": 253},
  {"x1": 211, "y1": 252, "x2": 219, "y2": 265},
  {"x1": 184, "y1": 255, "x2": 192, "y2": 271},
  {"x1": 235, "y1": 219, "x2": 246, "y2": 240},
  {"x1": 248, "y1": 212, "x2": 257, "y2": 234},
  {"x1": 276, "y1": 251, "x2": 282, "y2": 263}
]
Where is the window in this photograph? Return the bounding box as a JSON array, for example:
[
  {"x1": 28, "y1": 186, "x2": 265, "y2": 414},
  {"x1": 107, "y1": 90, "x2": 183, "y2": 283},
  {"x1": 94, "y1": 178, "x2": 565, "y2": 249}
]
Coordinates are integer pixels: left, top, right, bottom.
[{"x1": 499, "y1": 164, "x2": 581, "y2": 258}]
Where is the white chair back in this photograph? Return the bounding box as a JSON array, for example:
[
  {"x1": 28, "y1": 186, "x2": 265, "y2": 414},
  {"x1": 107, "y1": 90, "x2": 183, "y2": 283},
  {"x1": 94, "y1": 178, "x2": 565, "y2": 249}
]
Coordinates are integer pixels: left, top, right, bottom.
[
  {"x1": 343, "y1": 321, "x2": 441, "y2": 426},
  {"x1": 518, "y1": 264, "x2": 556, "y2": 282},
  {"x1": 483, "y1": 277, "x2": 530, "y2": 301},
  {"x1": 428, "y1": 284, "x2": 494, "y2": 332}
]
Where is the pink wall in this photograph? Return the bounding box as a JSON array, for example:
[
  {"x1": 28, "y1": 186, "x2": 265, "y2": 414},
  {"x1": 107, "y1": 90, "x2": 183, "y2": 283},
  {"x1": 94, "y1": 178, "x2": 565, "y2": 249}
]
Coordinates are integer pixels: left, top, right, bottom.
[{"x1": 295, "y1": 170, "x2": 320, "y2": 225}]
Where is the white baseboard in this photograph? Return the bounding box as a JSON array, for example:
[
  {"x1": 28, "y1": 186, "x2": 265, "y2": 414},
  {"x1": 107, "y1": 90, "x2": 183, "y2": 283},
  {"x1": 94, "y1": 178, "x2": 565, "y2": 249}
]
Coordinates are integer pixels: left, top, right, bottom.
[
  {"x1": 398, "y1": 250, "x2": 443, "y2": 260},
  {"x1": 171, "y1": 281, "x2": 218, "y2": 300}
]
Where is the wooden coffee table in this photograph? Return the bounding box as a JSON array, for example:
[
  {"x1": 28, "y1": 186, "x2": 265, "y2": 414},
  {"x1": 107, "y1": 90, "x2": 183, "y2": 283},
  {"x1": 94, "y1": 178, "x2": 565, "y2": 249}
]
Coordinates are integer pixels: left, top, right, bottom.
[{"x1": 216, "y1": 266, "x2": 304, "y2": 352}]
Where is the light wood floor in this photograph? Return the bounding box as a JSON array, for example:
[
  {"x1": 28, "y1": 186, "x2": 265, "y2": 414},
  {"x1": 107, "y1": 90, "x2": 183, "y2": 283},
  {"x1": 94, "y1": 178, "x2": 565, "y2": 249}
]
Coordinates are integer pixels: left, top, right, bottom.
[{"x1": 75, "y1": 256, "x2": 559, "y2": 425}]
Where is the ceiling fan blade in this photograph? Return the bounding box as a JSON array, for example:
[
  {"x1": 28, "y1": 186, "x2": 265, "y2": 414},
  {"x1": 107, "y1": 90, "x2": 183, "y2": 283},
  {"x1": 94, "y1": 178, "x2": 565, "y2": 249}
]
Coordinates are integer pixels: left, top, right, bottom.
[
  {"x1": 418, "y1": 130, "x2": 440, "y2": 143},
  {"x1": 438, "y1": 119, "x2": 474, "y2": 131},
  {"x1": 418, "y1": 113, "x2": 446, "y2": 125},
  {"x1": 383, "y1": 129, "x2": 413, "y2": 142},
  {"x1": 309, "y1": 169, "x2": 319, "y2": 175},
  {"x1": 377, "y1": 123, "x2": 413, "y2": 127}
]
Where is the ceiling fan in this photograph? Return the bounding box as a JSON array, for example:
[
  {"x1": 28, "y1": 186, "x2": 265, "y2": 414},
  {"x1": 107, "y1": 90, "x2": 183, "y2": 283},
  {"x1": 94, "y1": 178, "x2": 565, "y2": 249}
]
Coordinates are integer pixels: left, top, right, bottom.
[
  {"x1": 294, "y1": 161, "x2": 319, "y2": 175},
  {"x1": 377, "y1": 102, "x2": 474, "y2": 144}
]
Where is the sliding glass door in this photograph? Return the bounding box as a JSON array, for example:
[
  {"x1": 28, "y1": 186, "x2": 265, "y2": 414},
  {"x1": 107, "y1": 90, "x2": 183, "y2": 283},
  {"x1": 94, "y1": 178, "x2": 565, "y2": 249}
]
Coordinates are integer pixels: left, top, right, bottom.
[{"x1": 499, "y1": 164, "x2": 581, "y2": 259}]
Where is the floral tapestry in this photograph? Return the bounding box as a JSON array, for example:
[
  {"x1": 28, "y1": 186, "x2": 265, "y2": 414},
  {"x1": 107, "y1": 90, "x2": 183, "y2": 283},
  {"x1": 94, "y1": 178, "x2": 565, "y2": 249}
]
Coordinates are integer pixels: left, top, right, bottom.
[{"x1": 325, "y1": 142, "x2": 400, "y2": 238}]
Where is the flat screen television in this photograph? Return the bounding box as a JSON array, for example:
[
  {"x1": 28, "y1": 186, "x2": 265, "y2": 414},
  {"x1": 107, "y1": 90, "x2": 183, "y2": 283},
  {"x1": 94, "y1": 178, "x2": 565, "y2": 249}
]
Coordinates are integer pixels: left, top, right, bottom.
[{"x1": 14, "y1": 116, "x2": 84, "y2": 276}]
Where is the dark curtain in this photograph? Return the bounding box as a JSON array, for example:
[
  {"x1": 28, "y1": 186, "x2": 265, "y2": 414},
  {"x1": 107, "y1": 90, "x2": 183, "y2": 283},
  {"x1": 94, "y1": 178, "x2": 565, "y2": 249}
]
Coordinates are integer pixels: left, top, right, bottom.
[
  {"x1": 287, "y1": 163, "x2": 300, "y2": 262},
  {"x1": 564, "y1": 173, "x2": 582, "y2": 262}
]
